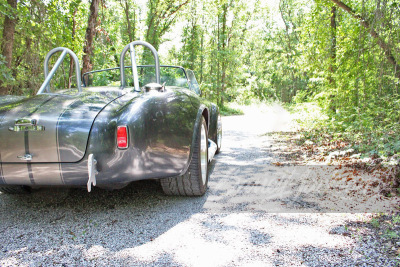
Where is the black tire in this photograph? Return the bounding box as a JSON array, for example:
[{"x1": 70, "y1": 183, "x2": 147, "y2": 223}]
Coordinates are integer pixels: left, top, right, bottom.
[
  {"x1": 161, "y1": 117, "x2": 209, "y2": 196},
  {"x1": 0, "y1": 185, "x2": 31, "y2": 194}
]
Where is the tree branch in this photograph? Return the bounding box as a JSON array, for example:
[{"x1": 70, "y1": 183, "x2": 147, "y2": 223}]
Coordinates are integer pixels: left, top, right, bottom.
[{"x1": 330, "y1": 0, "x2": 400, "y2": 78}]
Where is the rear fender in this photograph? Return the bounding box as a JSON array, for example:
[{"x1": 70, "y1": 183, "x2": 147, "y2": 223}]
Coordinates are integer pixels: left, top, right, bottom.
[
  {"x1": 86, "y1": 91, "x2": 205, "y2": 183},
  {"x1": 181, "y1": 105, "x2": 209, "y2": 175}
]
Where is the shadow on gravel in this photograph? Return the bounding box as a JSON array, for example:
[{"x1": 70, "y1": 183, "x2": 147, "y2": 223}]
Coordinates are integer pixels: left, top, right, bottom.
[
  {"x1": 275, "y1": 243, "x2": 399, "y2": 266},
  {"x1": 273, "y1": 245, "x2": 358, "y2": 266},
  {"x1": 0, "y1": 167, "x2": 215, "y2": 265},
  {"x1": 1, "y1": 110, "x2": 400, "y2": 265}
]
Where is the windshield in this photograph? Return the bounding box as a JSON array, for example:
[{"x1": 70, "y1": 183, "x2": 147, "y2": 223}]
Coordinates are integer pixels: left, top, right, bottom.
[
  {"x1": 83, "y1": 66, "x2": 190, "y2": 89},
  {"x1": 186, "y1": 70, "x2": 200, "y2": 95}
]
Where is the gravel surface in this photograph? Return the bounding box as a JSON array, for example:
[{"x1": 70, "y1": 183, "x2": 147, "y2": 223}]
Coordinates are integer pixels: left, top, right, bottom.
[{"x1": 1, "y1": 104, "x2": 399, "y2": 266}]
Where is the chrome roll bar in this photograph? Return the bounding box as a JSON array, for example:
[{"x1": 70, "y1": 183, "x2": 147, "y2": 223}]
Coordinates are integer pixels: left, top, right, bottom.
[
  {"x1": 120, "y1": 41, "x2": 161, "y2": 91},
  {"x1": 37, "y1": 47, "x2": 82, "y2": 95}
]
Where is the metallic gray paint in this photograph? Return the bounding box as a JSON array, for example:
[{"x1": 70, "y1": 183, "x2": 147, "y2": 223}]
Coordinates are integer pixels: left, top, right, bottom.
[
  {"x1": 0, "y1": 89, "x2": 122, "y2": 163},
  {"x1": 0, "y1": 39, "x2": 220, "y2": 189},
  {"x1": 0, "y1": 84, "x2": 219, "y2": 188},
  {"x1": 2, "y1": 163, "x2": 31, "y2": 185}
]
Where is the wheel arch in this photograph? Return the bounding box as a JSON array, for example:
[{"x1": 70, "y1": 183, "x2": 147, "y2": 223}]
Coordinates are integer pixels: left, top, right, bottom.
[
  {"x1": 192, "y1": 105, "x2": 209, "y2": 152},
  {"x1": 179, "y1": 105, "x2": 209, "y2": 176},
  {"x1": 202, "y1": 107, "x2": 209, "y2": 128}
]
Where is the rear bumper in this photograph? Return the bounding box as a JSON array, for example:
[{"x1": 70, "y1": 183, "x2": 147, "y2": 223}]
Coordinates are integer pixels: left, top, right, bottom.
[
  {"x1": 0, "y1": 150, "x2": 189, "y2": 187},
  {"x1": 0, "y1": 161, "x2": 89, "y2": 186}
]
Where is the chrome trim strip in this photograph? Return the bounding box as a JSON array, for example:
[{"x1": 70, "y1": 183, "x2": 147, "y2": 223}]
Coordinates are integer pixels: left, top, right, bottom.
[
  {"x1": 9, "y1": 125, "x2": 45, "y2": 132},
  {"x1": 15, "y1": 118, "x2": 36, "y2": 126},
  {"x1": 17, "y1": 154, "x2": 32, "y2": 161}
]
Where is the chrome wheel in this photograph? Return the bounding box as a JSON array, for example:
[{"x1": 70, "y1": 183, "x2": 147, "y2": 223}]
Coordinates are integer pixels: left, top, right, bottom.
[{"x1": 200, "y1": 122, "x2": 208, "y2": 185}]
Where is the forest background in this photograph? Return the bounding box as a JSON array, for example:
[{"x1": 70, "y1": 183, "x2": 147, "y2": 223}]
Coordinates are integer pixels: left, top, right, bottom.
[{"x1": 0, "y1": 0, "x2": 399, "y2": 158}]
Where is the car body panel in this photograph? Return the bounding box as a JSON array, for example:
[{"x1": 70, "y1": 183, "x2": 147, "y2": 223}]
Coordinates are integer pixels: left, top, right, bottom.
[
  {"x1": 0, "y1": 42, "x2": 220, "y2": 190},
  {"x1": 0, "y1": 86, "x2": 219, "y2": 188},
  {"x1": 0, "y1": 89, "x2": 124, "y2": 163}
]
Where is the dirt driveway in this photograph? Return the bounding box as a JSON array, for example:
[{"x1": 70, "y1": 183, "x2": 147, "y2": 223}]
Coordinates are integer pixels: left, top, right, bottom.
[{"x1": 0, "y1": 104, "x2": 399, "y2": 266}]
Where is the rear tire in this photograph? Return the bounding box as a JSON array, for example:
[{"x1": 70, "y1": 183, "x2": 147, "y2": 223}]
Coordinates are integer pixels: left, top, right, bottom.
[
  {"x1": 161, "y1": 117, "x2": 208, "y2": 196},
  {"x1": 0, "y1": 185, "x2": 31, "y2": 194}
]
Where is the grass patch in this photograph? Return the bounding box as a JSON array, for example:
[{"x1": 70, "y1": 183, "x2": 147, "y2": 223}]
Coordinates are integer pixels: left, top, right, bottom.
[
  {"x1": 220, "y1": 103, "x2": 244, "y2": 116},
  {"x1": 367, "y1": 213, "x2": 400, "y2": 257},
  {"x1": 344, "y1": 213, "x2": 400, "y2": 260}
]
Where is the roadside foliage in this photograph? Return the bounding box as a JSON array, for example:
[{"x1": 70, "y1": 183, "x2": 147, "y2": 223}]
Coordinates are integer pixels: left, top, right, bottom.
[{"x1": 0, "y1": 0, "x2": 399, "y2": 156}]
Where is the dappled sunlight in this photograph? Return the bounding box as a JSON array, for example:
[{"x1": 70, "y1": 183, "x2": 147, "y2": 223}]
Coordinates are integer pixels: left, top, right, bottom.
[
  {"x1": 0, "y1": 104, "x2": 398, "y2": 265},
  {"x1": 77, "y1": 213, "x2": 360, "y2": 265},
  {"x1": 0, "y1": 184, "x2": 372, "y2": 266},
  {"x1": 0, "y1": 213, "x2": 356, "y2": 266},
  {"x1": 114, "y1": 216, "x2": 247, "y2": 266},
  {"x1": 223, "y1": 104, "x2": 294, "y2": 135}
]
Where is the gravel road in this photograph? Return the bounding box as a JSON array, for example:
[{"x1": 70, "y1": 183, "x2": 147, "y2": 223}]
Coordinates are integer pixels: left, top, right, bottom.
[{"x1": 1, "y1": 104, "x2": 399, "y2": 266}]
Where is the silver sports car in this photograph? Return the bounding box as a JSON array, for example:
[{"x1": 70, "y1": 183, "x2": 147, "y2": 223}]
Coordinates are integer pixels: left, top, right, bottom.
[{"x1": 0, "y1": 41, "x2": 222, "y2": 196}]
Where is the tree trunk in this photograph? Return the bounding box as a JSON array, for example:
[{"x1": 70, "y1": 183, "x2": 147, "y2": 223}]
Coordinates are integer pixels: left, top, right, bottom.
[
  {"x1": 220, "y1": 4, "x2": 228, "y2": 108},
  {"x1": 144, "y1": 0, "x2": 159, "y2": 64},
  {"x1": 145, "y1": 0, "x2": 189, "y2": 50},
  {"x1": 190, "y1": 19, "x2": 195, "y2": 70},
  {"x1": 279, "y1": 0, "x2": 296, "y2": 102},
  {"x1": 121, "y1": 0, "x2": 134, "y2": 42},
  {"x1": 330, "y1": 0, "x2": 400, "y2": 79},
  {"x1": 200, "y1": 21, "x2": 204, "y2": 84},
  {"x1": 132, "y1": 9, "x2": 136, "y2": 41},
  {"x1": 329, "y1": 6, "x2": 336, "y2": 81},
  {"x1": 216, "y1": 17, "x2": 220, "y2": 106},
  {"x1": 0, "y1": 0, "x2": 18, "y2": 95},
  {"x1": 82, "y1": 0, "x2": 100, "y2": 79},
  {"x1": 328, "y1": 6, "x2": 337, "y2": 112}
]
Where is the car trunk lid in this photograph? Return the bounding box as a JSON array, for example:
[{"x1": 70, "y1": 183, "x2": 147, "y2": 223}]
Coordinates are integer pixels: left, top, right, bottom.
[{"x1": 0, "y1": 89, "x2": 123, "y2": 163}]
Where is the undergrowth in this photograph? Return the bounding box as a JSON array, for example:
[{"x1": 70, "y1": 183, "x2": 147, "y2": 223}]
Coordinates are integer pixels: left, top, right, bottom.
[{"x1": 291, "y1": 102, "x2": 400, "y2": 160}]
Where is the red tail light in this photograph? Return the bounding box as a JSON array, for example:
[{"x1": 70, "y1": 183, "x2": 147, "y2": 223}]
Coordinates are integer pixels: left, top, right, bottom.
[{"x1": 117, "y1": 126, "x2": 128, "y2": 149}]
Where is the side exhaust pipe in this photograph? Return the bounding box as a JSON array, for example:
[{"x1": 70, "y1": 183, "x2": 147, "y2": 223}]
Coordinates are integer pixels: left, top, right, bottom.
[{"x1": 208, "y1": 139, "x2": 218, "y2": 163}]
